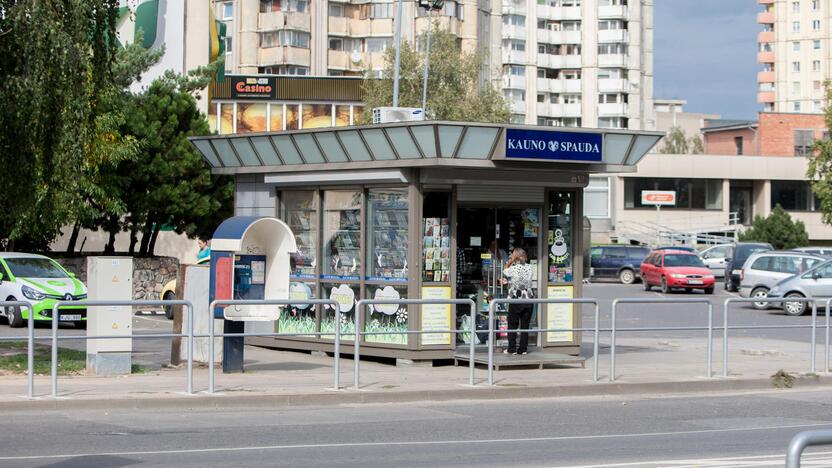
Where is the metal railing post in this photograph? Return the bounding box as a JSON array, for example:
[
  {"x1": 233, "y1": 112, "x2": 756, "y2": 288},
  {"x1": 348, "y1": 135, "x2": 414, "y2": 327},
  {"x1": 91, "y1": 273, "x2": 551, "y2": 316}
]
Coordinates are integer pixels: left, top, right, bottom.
[
  {"x1": 707, "y1": 302, "x2": 713, "y2": 378},
  {"x1": 610, "y1": 299, "x2": 618, "y2": 382},
  {"x1": 468, "y1": 298, "x2": 476, "y2": 386},
  {"x1": 51, "y1": 302, "x2": 59, "y2": 398},
  {"x1": 186, "y1": 302, "x2": 194, "y2": 394},
  {"x1": 811, "y1": 300, "x2": 818, "y2": 374},
  {"x1": 826, "y1": 298, "x2": 831, "y2": 374},
  {"x1": 723, "y1": 299, "x2": 730, "y2": 377},
  {"x1": 786, "y1": 429, "x2": 832, "y2": 468},
  {"x1": 24, "y1": 302, "x2": 34, "y2": 399},
  {"x1": 487, "y1": 300, "x2": 496, "y2": 386},
  {"x1": 593, "y1": 302, "x2": 600, "y2": 382},
  {"x1": 208, "y1": 300, "x2": 216, "y2": 394},
  {"x1": 354, "y1": 300, "x2": 363, "y2": 390},
  {"x1": 334, "y1": 302, "x2": 341, "y2": 390}
]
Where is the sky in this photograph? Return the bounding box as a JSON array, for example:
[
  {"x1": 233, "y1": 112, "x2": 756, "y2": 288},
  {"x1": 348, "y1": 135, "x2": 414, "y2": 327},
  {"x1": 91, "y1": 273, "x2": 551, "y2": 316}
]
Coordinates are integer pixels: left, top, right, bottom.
[{"x1": 653, "y1": 0, "x2": 761, "y2": 120}]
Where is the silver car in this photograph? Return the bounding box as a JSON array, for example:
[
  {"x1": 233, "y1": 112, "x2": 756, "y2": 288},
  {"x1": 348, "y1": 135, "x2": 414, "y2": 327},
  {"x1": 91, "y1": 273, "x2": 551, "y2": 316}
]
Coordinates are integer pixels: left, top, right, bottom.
[
  {"x1": 767, "y1": 259, "x2": 832, "y2": 316},
  {"x1": 738, "y1": 251, "x2": 826, "y2": 310},
  {"x1": 699, "y1": 244, "x2": 732, "y2": 277},
  {"x1": 793, "y1": 246, "x2": 832, "y2": 257}
]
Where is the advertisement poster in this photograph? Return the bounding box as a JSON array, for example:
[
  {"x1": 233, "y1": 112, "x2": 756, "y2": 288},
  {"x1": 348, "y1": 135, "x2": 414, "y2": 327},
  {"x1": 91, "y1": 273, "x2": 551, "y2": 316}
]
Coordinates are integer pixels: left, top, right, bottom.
[
  {"x1": 366, "y1": 285, "x2": 408, "y2": 345},
  {"x1": 420, "y1": 286, "x2": 452, "y2": 345},
  {"x1": 546, "y1": 285, "x2": 574, "y2": 343}
]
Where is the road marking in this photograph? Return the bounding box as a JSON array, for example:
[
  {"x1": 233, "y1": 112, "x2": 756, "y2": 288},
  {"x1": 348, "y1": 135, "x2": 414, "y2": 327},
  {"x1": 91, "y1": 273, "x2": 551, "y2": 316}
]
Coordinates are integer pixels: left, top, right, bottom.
[
  {"x1": 559, "y1": 450, "x2": 832, "y2": 467},
  {"x1": 2, "y1": 421, "x2": 832, "y2": 461}
]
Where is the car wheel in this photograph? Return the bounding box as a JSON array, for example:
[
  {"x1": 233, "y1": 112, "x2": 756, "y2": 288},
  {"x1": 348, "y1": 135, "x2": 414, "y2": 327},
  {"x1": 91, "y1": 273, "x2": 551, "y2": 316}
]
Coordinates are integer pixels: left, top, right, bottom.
[
  {"x1": 784, "y1": 292, "x2": 807, "y2": 316},
  {"x1": 751, "y1": 287, "x2": 770, "y2": 310},
  {"x1": 660, "y1": 277, "x2": 670, "y2": 294},
  {"x1": 704, "y1": 286, "x2": 715, "y2": 295},
  {"x1": 642, "y1": 280, "x2": 651, "y2": 291},
  {"x1": 163, "y1": 292, "x2": 176, "y2": 320},
  {"x1": 5, "y1": 297, "x2": 23, "y2": 328},
  {"x1": 619, "y1": 269, "x2": 635, "y2": 285}
]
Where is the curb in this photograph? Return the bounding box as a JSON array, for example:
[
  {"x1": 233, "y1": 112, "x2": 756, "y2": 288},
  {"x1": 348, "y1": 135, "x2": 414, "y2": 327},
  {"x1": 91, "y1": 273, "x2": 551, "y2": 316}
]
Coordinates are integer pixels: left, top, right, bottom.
[{"x1": 4, "y1": 374, "x2": 830, "y2": 412}]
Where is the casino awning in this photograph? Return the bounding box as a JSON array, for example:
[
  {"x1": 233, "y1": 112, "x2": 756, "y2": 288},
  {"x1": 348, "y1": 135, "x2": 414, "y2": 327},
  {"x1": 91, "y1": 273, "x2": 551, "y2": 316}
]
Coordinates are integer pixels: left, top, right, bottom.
[{"x1": 189, "y1": 121, "x2": 663, "y2": 175}]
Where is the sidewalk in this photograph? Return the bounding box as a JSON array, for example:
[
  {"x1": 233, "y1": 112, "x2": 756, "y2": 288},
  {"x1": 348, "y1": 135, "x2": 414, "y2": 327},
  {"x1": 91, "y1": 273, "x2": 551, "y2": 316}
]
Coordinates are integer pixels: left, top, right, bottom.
[{"x1": 1, "y1": 335, "x2": 830, "y2": 411}]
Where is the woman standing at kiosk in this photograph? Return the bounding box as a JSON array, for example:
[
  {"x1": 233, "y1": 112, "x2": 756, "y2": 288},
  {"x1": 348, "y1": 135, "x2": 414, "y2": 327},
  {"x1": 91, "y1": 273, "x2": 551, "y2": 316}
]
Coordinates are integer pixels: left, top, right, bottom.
[{"x1": 501, "y1": 248, "x2": 534, "y2": 355}]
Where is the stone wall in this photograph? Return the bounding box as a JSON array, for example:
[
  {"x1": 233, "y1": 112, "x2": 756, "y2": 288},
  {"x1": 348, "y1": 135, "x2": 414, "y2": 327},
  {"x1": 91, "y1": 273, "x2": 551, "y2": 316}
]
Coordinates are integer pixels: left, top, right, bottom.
[{"x1": 56, "y1": 256, "x2": 179, "y2": 302}]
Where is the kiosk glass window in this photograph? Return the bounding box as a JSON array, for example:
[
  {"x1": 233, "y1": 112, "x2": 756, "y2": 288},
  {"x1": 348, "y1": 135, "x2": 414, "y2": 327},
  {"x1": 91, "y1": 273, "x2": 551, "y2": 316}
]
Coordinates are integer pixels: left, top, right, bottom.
[
  {"x1": 548, "y1": 191, "x2": 574, "y2": 283},
  {"x1": 323, "y1": 190, "x2": 362, "y2": 279},
  {"x1": 366, "y1": 188, "x2": 409, "y2": 282},
  {"x1": 321, "y1": 282, "x2": 358, "y2": 339},
  {"x1": 279, "y1": 282, "x2": 318, "y2": 335},
  {"x1": 365, "y1": 284, "x2": 408, "y2": 345},
  {"x1": 283, "y1": 190, "x2": 318, "y2": 279},
  {"x1": 422, "y1": 192, "x2": 451, "y2": 283}
]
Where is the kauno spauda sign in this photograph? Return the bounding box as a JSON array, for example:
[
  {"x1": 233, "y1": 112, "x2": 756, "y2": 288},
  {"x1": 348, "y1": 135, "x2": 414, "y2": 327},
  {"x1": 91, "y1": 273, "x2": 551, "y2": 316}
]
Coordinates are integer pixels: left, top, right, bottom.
[{"x1": 505, "y1": 129, "x2": 603, "y2": 162}]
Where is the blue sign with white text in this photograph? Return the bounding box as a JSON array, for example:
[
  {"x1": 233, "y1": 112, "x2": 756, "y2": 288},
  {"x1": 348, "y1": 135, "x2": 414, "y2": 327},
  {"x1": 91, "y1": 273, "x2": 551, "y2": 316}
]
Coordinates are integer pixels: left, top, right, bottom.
[{"x1": 505, "y1": 129, "x2": 603, "y2": 162}]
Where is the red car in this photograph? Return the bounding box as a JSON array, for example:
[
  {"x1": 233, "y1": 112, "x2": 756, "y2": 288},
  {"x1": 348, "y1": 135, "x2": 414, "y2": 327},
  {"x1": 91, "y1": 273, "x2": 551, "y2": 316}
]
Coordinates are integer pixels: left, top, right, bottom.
[{"x1": 640, "y1": 250, "x2": 715, "y2": 294}]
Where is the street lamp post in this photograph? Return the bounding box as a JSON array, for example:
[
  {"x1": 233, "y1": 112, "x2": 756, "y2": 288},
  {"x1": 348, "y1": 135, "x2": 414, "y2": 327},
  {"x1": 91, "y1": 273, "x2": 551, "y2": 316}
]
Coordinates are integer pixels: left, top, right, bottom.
[
  {"x1": 392, "y1": 0, "x2": 405, "y2": 108},
  {"x1": 418, "y1": 1, "x2": 444, "y2": 113}
]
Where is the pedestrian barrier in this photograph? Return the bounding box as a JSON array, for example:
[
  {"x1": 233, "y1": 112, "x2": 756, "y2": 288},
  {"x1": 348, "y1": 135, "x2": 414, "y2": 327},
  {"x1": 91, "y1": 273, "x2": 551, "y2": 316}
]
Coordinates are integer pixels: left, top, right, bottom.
[
  {"x1": 353, "y1": 299, "x2": 477, "y2": 389},
  {"x1": 206, "y1": 299, "x2": 341, "y2": 393},
  {"x1": 610, "y1": 298, "x2": 714, "y2": 382},
  {"x1": 50, "y1": 300, "x2": 195, "y2": 398},
  {"x1": 0, "y1": 300, "x2": 35, "y2": 398},
  {"x1": 723, "y1": 297, "x2": 824, "y2": 377},
  {"x1": 486, "y1": 298, "x2": 601, "y2": 385},
  {"x1": 786, "y1": 428, "x2": 832, "y2": 468}
]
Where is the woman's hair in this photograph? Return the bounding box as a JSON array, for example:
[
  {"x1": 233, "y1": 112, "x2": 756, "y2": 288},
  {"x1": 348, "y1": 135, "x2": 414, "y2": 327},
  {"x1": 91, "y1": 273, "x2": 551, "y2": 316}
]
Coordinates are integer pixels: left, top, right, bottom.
[{"x1": 512, "y1": 248, "x2": 528, "y2": 263}]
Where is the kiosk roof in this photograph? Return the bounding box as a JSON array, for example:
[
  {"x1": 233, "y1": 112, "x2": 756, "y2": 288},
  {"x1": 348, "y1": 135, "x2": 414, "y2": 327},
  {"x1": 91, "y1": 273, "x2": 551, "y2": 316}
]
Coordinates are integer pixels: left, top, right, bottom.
[{"x1": 189, "y1": 121, "x2": 662, "y2": 175}]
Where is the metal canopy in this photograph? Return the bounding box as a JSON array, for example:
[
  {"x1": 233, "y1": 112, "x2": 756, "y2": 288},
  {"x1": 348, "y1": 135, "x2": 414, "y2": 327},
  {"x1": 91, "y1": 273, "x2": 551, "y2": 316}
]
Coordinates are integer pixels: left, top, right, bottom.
[{"x1": 189, "y1": 121, "x2": 662, "y2": 174}]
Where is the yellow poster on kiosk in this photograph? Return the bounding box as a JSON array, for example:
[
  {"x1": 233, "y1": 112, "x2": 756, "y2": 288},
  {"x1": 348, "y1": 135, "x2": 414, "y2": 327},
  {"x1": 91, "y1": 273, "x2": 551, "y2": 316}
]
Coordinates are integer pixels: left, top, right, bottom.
[
  {"x1": 546, "y1": 285, "x2": 574, "y2": 343},
  {"x1": 421, "y1": 286, "x2": 452, "y2": 345}
]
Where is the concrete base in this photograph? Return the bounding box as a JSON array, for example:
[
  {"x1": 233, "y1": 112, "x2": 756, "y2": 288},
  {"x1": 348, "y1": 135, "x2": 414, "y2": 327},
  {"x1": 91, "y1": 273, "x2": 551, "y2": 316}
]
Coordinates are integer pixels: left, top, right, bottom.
[
  {"x1": 396, "y1": 358, "x2": 434, "y2": 368},
  {"x1": 86, "y1": 353, "x2": 131, "y2": 375}
]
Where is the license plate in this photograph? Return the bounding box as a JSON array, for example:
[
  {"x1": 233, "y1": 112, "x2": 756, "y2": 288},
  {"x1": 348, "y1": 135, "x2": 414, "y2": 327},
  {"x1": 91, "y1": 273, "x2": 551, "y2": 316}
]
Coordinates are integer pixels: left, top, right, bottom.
[
  {"x1": 688, "y1": 280, "x2": 703, "y2": 285},
  {"x1": 59, "y1": 314, "x2": 82, "y2": 321}
]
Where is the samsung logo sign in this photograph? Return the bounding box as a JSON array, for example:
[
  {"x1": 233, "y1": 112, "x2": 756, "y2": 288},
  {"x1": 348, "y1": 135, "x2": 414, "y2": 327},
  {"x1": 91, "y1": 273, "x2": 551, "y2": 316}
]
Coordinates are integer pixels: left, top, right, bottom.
[{"x1": 505, "y1": 129, "x2": 603, "y2": 162}]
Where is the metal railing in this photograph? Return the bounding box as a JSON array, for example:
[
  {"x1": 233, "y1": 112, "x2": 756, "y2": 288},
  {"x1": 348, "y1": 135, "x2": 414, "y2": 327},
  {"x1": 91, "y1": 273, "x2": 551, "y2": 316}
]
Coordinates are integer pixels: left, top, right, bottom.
[
  {"x1": 723, "y1": 297, "x2": 825, "y2": 377},
  {"x1": 610, "y1": 298, "x2": 714, "y2": 382},
  {"x1": 353, "y1": 299, "x2": 476, "y2": 389},
  {"x1": 50, "y1": 300, "x2": 195, "y2": 397},
  {"x1": 206, "y1": 299, "x2": 341, "y2": 393},
  {"x1": 486, "y1": 298, "x2": 600, "y2": 385},
  {"x1": 786, "y1": 429, "x2": 832, "y2": 467},
  {"x1": 0, "y1": 300, "x2": 35, "y2": 398}
]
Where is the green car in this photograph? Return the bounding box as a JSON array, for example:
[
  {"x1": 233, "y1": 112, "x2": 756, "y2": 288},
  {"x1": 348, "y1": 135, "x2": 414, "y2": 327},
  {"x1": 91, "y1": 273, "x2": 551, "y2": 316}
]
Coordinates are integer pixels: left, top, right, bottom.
[{"x1": 0, "y1": 253, "x2": 87, "y2": 328}]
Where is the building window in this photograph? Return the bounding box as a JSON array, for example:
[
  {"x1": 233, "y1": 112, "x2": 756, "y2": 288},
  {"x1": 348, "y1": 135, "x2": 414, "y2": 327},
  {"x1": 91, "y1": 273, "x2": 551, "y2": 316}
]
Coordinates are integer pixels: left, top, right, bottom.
[
  {"x1": 793, "y1": 21, "x2": 800, "y2": 32},
  {"x1": 814, "y1": 80, "x2": 822, "y2": 90},
  {"x1": 260, "y1": 0, "x2": 308, "y2": 13},
  {"x1": 793, "y1": 81, "x2": 801, "y2": 93},
  {"x1": 510, "y1": 114, "x2": 525, "y2": 124},
  {"x1": 503, "y1": 39, "x2": 526, "y2": 51},
  {"x1": 584, "y1": 177, "x2": 610, "y2": 218},
  {"x1": 504, "y1": 89, "x2": 526, "y2": 102},
  {"x1": 814, "y1": 40, "x2": 821, "y2": 49},
  {"x1": 794, "y1": 101, "x2": 802, "y2": 111},
  {"x1": 795, "y1": 129, "x2": 815, "y2": 156},
  {"x1": 815, "y1": 100, "x2": 823, "y2": 111},
  {"x1": 793, "y1": 41, "x2": 800, "y2": 51},
  {"x1": 366, "y1": 37, "x2": 392, "y2": 53},
  {"x1": 793, "y1": 1, "x2": 800, "y2": 12},
  {"x1": 224, "y1": 37, "x2": 232, "y2": 55},
  {"x1": 220, "y1": 1, "x2": 233, "y2": 20},
  {"x1": 507, "y1": 65, "x2": 525, "y2": 76},
  {"x1": 365, "y1": 3, "x2": 393, "y2": 19},
  {"x1": 771, "y1": 181, "x2": 817, "y2": 211},
  {"x1": 598, "y1": 20, "x2": 625, "y2": 30},
  {"x1": 812, "y1": 0, "x2": 819, "y2": 10},
  {"x1": 624, "y1": 178, "x2": 723, "y2": 210},
  {"x1": 813, "y1": 19, "x2": 821, "y2": 31},
  {"x1": 793, "y1": 61, "x2": 801, "y2": 72},
  {"x1": 329, "y1": 37, "x2": 362, "y2": 52},
  {"x1": 270, "y1": 65, "x2": 309, "y2": 76},
  {"x1": 598, "y1": 117, "x2": 624, "y2": 129},
  {"x1": 598, "y1": 43, "x2": 627, "y2": 55},
  {"x1": 328, "y1": 3, "x2": 345, "y2": 17},
  {"x1": 562, "y1": 94, "x2": 581, "y2": 104},
  {"x1": 734, "y1": 136, "x2": 743, "y2": 155},
  {"x1": 503, "y1": 14, "x2": 525, "y2": 27},
  {"x1": 260, "y1": 30, "x2": 311, "y2": 48},
  {"x1": 813, "y1": 60, "x2": 821, "y2": 71}
]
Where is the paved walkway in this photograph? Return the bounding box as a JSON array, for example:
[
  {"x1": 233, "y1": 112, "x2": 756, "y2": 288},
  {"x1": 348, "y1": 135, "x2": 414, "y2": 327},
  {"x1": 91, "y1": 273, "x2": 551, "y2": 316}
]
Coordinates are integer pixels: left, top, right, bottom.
[{"x1": 1, "y1": 335, "x2": 830, "y2": 409}]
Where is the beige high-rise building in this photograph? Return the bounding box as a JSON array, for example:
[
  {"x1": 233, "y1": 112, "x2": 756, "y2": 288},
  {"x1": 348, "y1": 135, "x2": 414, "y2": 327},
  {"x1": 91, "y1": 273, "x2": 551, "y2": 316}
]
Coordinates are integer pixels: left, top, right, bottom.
[
  {"x1": 204, "y1": 0, "x2": 653, "y2": 130},
  {"x1": 757, "y1": 0, "x2": 829, "y2": 113}
]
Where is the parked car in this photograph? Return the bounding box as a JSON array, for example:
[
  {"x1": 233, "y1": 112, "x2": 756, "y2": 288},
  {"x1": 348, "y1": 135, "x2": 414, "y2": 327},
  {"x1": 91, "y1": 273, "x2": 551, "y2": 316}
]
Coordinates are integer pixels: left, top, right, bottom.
[
  {"x1": 738, "y1": 251, "x2": 826, "y2": 310},
  {"x1": 653, "y1": 246, "x2": 697, "y2": 253},
  {"x1": 767, "y1": 259, "x2": 832, "y2": 316},
  {"x1": 640, "y1": 250, "x2": 715, "y2": 294},
  {"x1": 160, "y1": 256, "x2": 209, "y2": 319},
  {"x1": 589, "y1": 245, "x2": 651, "y2": 284},
  {"x1": 0, "y1": 253, "x2": 87, "y2": 328},
  {"x1": 793, "y1": 246, "x2": 832, "y2": 257},
  {"x1": 698, "y1": 244, "x2": 733, "y2": 278},
  {"x1": 724, "y1": 242, "x2": 773, "y2": 292}
]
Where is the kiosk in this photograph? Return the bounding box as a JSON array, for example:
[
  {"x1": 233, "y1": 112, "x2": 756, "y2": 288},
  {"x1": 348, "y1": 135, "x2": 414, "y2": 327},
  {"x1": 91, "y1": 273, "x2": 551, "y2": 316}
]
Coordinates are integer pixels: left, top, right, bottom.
[
  {"x1": 209, "y1": 216, "x2": 296, "y2": 372},
  {"x1": 191, "y1": 121, "x2": 661, "y2": 363}
]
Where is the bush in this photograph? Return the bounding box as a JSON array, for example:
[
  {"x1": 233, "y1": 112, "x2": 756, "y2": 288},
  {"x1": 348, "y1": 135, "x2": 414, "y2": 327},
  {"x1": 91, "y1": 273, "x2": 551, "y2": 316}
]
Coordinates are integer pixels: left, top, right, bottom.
[{"x1": 738, "y1": 205, "x2": 809, "y2": 249}]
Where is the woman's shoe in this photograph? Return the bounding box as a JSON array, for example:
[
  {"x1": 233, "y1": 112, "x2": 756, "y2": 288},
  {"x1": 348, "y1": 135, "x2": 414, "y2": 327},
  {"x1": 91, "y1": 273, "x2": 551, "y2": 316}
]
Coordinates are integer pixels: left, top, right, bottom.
[
  {"x1": 503, "y1": 349, "x2": 517, "y2": 355},
  {"x1": 517, "y1": 351, "x2": 528, "y2": 355}
]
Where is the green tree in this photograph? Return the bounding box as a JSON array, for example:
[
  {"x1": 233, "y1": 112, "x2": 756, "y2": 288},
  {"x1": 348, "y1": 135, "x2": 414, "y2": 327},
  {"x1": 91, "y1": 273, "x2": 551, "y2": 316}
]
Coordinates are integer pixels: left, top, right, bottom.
[
  {"x1": 659, "y1": 126, "x2": 689, "y2": 154},
  {"x1": 808, "y1": 80, "x2": 832, "y2": 225},
  {"x1": 0, "y1": 0, "x2": 125, "y2": 250},
  {"x1": 738, "y1": 205, "x2": 809, "y2": 249},
  {"x1": 690, "y1": 134, "x2": 705, "y2": 154},
  {"x1": 361, "y1": 25, "x2": 509, "y2": 123}
]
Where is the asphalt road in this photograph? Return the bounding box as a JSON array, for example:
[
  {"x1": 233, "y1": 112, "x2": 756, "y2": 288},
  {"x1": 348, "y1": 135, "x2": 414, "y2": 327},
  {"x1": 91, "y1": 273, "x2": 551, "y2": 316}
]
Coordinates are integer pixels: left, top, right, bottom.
[{"x1": 3, "y1": 389, "x2": 832, "y2": 467}]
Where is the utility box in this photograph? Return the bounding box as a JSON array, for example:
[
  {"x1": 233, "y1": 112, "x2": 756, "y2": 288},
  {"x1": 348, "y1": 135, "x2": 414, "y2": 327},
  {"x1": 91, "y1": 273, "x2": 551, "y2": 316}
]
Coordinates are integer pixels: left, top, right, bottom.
[{"x1": 86, "y1": 257, "x2": 133, "y2": 375}]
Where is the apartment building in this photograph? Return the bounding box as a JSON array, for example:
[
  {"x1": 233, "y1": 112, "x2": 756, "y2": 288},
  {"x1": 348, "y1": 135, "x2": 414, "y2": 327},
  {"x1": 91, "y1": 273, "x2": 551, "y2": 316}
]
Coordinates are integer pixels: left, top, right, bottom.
[
  {"x1": 205, "y1": 0, "x2": 653, "y2": 130},
  {"x1": 757, "y1": 0, "x2": 830, "y2": 113}
]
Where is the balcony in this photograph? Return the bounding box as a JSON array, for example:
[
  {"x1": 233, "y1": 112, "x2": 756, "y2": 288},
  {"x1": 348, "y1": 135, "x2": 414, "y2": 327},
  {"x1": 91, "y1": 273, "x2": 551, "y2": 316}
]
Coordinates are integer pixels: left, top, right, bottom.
[
  {"x1": 508, "y1": 100, "x2": 526, "y2": 113},
  {"x1": 259, "y1": 46, "x2": 311, "y2": 67},
  {"x1": 598, "y1": 78, "x2": 628, "y2": 92},
  {"x1": 598, "y1": 5, "x2": 627, "y2": 19},
  {"x1": 337, "y1": 18, "x2": 393, "y2": 37},
  {"x1": 502, "y1": 50, "x2": 527, "y2": 64},
  {"x1": 502, "y1": 25, "x2": 527, "y2": 40},
  {"x1": 757, "y1": 91, "x2": 775, "y2": 103},
  {"x1": 598, "y1": 54, "x2": 627, "y2": 67},
  {"x1": 757, "y1": 51, "x2": 775, "y2": 63},
  {"x1": 758, "y1": 30, "x2": 774, "y2": 43},
  {"x1": 501, "y1": 1, "x2": 526, "y2": 15},
  {"x1": 536, "y1": 4, "x2": 581, "y2": 21},
  {"x1": 415, "y1": 16, "x2": 461, "y2": 36},
  {"x1": 536, "y1": 29, "x2": 582, "y2": 45},
  {"x1": 536, "y1": 102, "x2": 559, "y2": 117},
  {"x1": 537, "y1": 78, "x2": 582, "y2": 93},
  {"x1": 757, "y1": 11, "x2": 774, "y2": 24},
  {"x1": 259, "y1": 11, "x2": 311, "y2": 32},
  {"x1": 328, "y1": 17, "x2": 348, "y2": 35},
  {"x1": 562, "y1": 103, "x2": 582, "y2": 117},
  {"x1": 537, "y1": 53, "x2": 582, "y2": 69},
  {"x1": 598, "y1": 29, "x2": 628, "y2": 43},
  {"x1": 598, "y1": 103, "x2": 628, "y2": 116},
  {"x1": 327, "y1": 50, "x2": 385, "y2": 72},
  {"x1": 502, "y1": 75, "x2": 527, "y2": 89},
  {"x1": 757, "y1": 70, "x2": 775, "y2": 83}
]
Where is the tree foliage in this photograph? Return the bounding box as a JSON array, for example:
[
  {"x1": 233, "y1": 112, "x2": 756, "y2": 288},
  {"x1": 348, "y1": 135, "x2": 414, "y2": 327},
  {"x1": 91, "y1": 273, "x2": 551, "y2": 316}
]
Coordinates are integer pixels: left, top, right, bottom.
[
  {"x1": 361, "y1": 25, "x2": 509, "y2": 123},
  {"x1": 659, "y1": 126, "x2": 704, "y2": 154},
  {"x1": 738, "y1": 205, "x2": 809, "y2": 249},
  {"x1": 808, "y1": 80, "x2": 832, "y2": 225}
]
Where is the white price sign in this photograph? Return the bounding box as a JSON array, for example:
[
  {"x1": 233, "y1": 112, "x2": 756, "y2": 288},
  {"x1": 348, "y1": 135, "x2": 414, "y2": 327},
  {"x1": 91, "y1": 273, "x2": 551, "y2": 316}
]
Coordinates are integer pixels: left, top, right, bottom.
[{"x1": 641, "y1": 191, "x2": 676, "y2": 206}]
